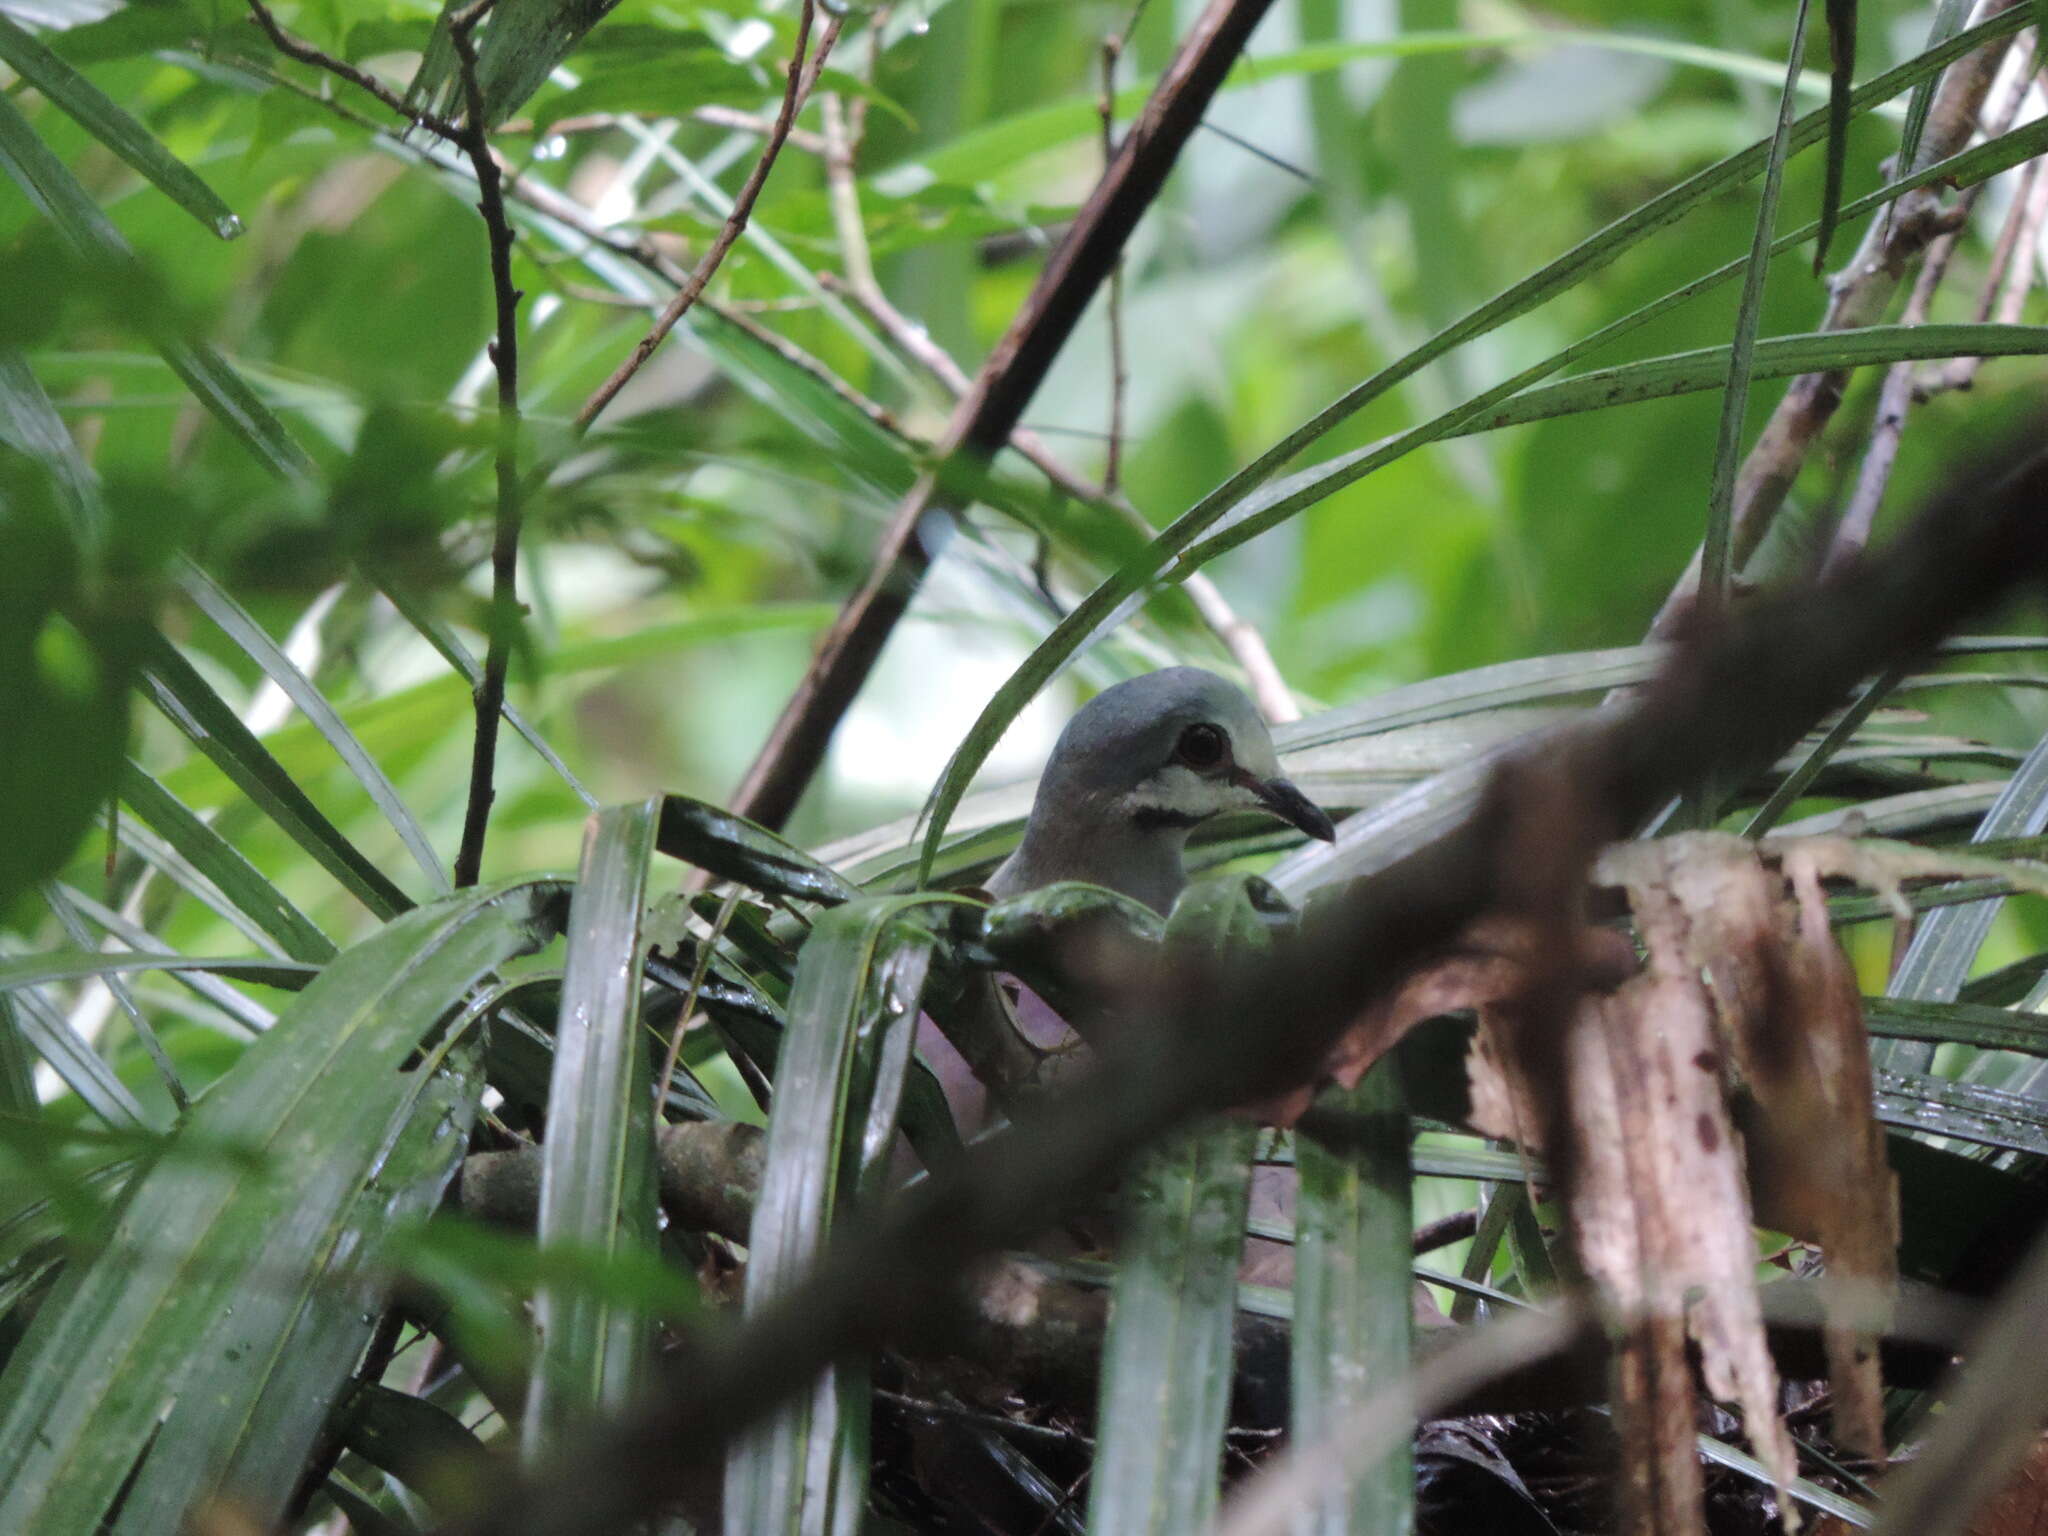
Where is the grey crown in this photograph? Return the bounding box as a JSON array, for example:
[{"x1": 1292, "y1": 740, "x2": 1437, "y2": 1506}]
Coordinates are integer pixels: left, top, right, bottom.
[{"x1": 986, "y1": 667, "x2": 1335, "y2": 914}]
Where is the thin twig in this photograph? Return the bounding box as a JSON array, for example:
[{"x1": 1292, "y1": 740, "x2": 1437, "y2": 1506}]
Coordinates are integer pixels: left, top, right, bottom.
[
  {"x1": 1919, "y1": 147, "x2": 2048, "y2": 398},
  {"x1": 824, "y1": 270, "x2": 1300, "y2": 722},
  {"x1": 450, "y1": 0, "x2": 525, "y2": 889},
  {"x1": 820, "y1": 93, "x2": 880, "y2": 302},
  {"x1": 1644, "y1": 0, "x2": 2029, "y2": 640},
  {"x1": 1098, "y1": 24, "x2": 1130, "y2": 495},
  {"x1": 572, "y1": 1, "x2": 841, "y2": 434},
  {"x1": 725, "y1": 1, "x2": 1286, "y2": 833},
  {"x1": 245, "y1": 0, "x2": 463, "y2": 139}
]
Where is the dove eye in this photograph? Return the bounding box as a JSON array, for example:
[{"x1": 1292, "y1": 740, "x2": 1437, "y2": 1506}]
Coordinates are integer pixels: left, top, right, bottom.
[{"x1": 1176, "y1": 722, "x2": 1228, "y2": 771}]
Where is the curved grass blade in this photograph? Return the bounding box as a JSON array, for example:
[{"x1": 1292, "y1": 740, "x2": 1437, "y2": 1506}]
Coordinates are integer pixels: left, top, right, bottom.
[
  {"x1": 0, "y1": 92, "x2": 310, "y2": 482},
  {"x1": 725, "y1": 894, "x2": 959, "y2": 1536},
  {"x1": 913, "y1": 3, "x2": 2033, "y2": 879},
  {"x1": 1814, "y1": 0, "x2": 1857, "y2": 272},
  {"x1": 119, "y1": 760, "x2": 337, "y2": 963},
  {"x1": 1865, "y1": 997, "x2": 2048, "y2": 1056},
  {"x1": 0, "y1": 879, "x2": 559, "y2": 1533},
  {"x1": 1894, "y1": 0, "x2": 1970, "y2": 196},
  {"x1": 1744, "y1": 667, "x2": 1903, "y2": 836},
  {"x1": 55, "y1": 882, "x2": 276, "y2": 1036},
  {"x1": 657, "y1": 794, "x2": 859, "y2": 906},
  {"x1": 0, "y1": 12, "x2": 239, "y2": 238},
  {"x1": 0, "y1": 348, "x2": 102, "y2": 548},
  {"x1": 524, "y1": 798, "x2": 663, "y2": 1460},
  {"x1": 137, "y1": 628, "x2": 412, "y2": 919},
  {"x1": 1087, "y1": 880, "x2": 1265, "y2": 1536},
  {"x1": 181, "y1": 561, "x2": 448, "y2": 893},
  {"x1": 1883, "y1": 726, "x2": 2048, "y2": 1071},
  {"x1": 1292, "y1": 1060, "x2": 1413, "y2": 1536},
  {"x1": 1706, "y1": 0, "x2": 1813, "y2": 615},
  {"x1": 40, "y1": 882, "x2": 185, "y2": 1112},
  {"x1": 376, "y1": 579, "x2": 597, "y2": 810},
  {"x1": 2, "y1": 978, "x2": 155, "y2": 1131}
]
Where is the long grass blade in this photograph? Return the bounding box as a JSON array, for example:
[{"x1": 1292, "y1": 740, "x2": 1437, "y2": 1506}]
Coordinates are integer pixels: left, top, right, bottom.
[
  {"x1": 136, "y1": 629, "x2": 413, "y2": 919},
  {"x1": 40, "y1": 883, "x2": 185, "y2": 1113},
  {"x1": 1291, "y1": 1060, "x2": 1413, "y2": 1536},
  {"x1": 1882, "y1": 726, "x2": 2048, "y2": 1070},
  {"x1": 1814, "y1": 0, "x2": 1857, "y2": 271},
  {"x1": 725, "y1": 894, "x2": 957, "y2": 1536},
  {"x1": 524, "y1": 798, "x2": 663, "y2": 1459},
  {"x1": 1704, "y1": 0, "x2": 1818, "y2": 616},
  {"x1": 0, "y1": 12, "x2": 239, "y2": 238},
  {"x1": 180, "y1": 561, "x2": 449, "y2": 893},
  {"x1": 0, "y1": 879, "x2": 559, "y2": 1532}
]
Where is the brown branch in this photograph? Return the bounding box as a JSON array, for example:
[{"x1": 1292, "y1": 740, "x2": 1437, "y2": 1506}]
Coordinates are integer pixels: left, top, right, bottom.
[
  {"x1": 572, "y1": 2, "x2": 840, "y2": 435},
  {"x1": 823, "y1": 271, "x2": 1301, "y2": 721},
  {"x1": 1644, "y1": 0, "x2": 2030, "y2": 639},
  {"x1": 447, "y1": 438, "x2": 2048, "y2": 1536},
  {"x1": 727, "y1": 0, "x2": 1285, "y2": 833},
  {"x1": 449, "y1": 0, "x2": 525, "y2": 890},
  {"x1": 244, "y1": 0, "x2": 463, "y2": 140},
  {"x1": 1919, "y1": 148, "x2": 2048, "y2": 399}
]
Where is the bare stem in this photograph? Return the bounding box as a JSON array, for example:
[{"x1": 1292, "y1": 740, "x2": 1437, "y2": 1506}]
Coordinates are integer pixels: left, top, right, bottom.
[
  {"x1": 572, "y1": 2, "x2": 840, "y2": 435},
  {"x1": 449, "y1": 0, "x2": 524, "y2": 889},
  {"x1": 244, "y1": 0, "x2": 462, "y2": 138},
  {"x1": 1919, "y1": 145, "x2": 2048, "y2": 398}
]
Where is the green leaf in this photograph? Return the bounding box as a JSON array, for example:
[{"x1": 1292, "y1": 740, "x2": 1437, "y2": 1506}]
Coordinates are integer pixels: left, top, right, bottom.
[
  {"x1": 0, "y1": 879, "x2": 559, "y2": 1532},
  {"x1": 1, "y1": 981, "x2": 156, "y2": 1132},
  {"x1": 1292, "y1": 1061, "x2": 1413, "y2": 1536},
  {"x1": 529, "y1": 51, "x2": 766, "y2": 132},
  {"x1": 412, "y1": 0, "x2": 626, "y2": 127},
  {"x1": 1894, "y1": 0, "x2": 1970, "y2": 193},
  {"x1": 0, "y1": 12, "x2": 240, "y2": 239},
  {"x1": 1882, "y1": 724, "x2": 2048, "y2": 1070},
  {"x1": 39, "y1": 882, "x2": 186, "y2": 1113},
  {"x1": 0, "y1": 349, "x2": 102, "y2": 550},
  {"x1": 0, "y1": 93, "x2": 312, "y2": 481},
  {"x1": 1702, "y1": 0, "x2": 1817, "y2": 611},
  {"x1": 912, "y1": 2, "x2": 2034, "y2": 880},
  {"x1": 136, "y1": 628, "x2": 414, "y2": 920},
  {"x1": 1874, "y1": 1066, "x2": 2048, "y2": 1157},
  {"x1": 339, "y1": 1381, "x2": 495, "y2": 1517},
  {"x1": 180, "y1": 561, "x2": 449, "y2": 893},
  {"x1": 1087, "y1": 880, "x2": 1266, "y2": 1535},
  {"x1": 657, "y1": 793, "x2": 860, "y2": 905},
  {"x1": 523, "y1": 799, "x2": 665, "y2": 1459},
  {"x1": 118, "y1": 759, "x2": 338, "y2": 963},
  {"x1": 1865, "y1": 998, "x2": 2048, "y2": 1056},
  {"x1": 726, "y1": 893, "x2": 959, "y2": 1536}
]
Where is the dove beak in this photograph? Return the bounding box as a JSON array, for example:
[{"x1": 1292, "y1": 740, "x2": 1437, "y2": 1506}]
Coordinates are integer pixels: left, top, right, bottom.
[{"x1": 1233, "y1": 770, "x2": 1337, "y2": 843}]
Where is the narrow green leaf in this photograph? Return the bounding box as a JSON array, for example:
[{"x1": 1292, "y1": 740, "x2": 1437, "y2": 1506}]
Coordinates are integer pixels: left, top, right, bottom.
[
  {"x1": 0, "y1": 92, "x2": 312, "y2": 482},
  {"x1": 726, "y1": 894, "x2": 958, "y2": 1536},
  {"x1": 180, "y1": 562, "x2": 449, "y2": 893},
  {"x1": 0, "y1": 879, "x2": 558, "y2": 1532},
  {"x1": 0, "y1": 349, "x2": 102, "y2": 549},
  {"x1": 1, "y1": 980, "x2": 155, "y2": 1131},
  {"x1": 413, "y1": 0, "x2": 626, "y2": 127},
  {"x1": 1088, "y1": 880, "x2": 1268, "y2": 1536},
  {"x1": 40, "y1": 883, "x2": 185, "y2": 1113},
  {"x1": 1895, "y1": 0, "x2": 1971, "y2": 188},
  {"x1": 657, "y1": 793, "x2": 860, "y2": 906},
  {"x1": 1883, "y1": 724, "x2": 2048, "y2": 1071},
  {"x1": 136, "y1": 628, "x2": 413, "y2": 919},
  {"x1": 524, "y1": 799, "x2": 664, "y2": 1460},
  {"x1": 118, "y1": 759, "x2": 337, "y2": 963},
  {"x1": 1814, "y1": 0, "x2": 1857, "y2": 271},
  {"x1": 339, "y1": 1381, "x2": 495, "y2": 1517},
  {"x1": 1874, "y1": 1066, "x2": 2048, "y2": 1156},
  {"x1": 913, "y1": 2, "x2": 2034, "y2": 879},
  {"x1": 1292, "y1": 1060, "x2": 1413, "y2": 1536},
  {"x1": 54, "y1": 881, "x2": 276, "y2": 1036},
  {"x1": 1744, "y1": 667, "x2": 1903, "y2": 836},
  {"x1": 0, "y1": 12, "x2": 240, "y2": 238},
  {"x1": 1712, "y1": 0, "x2": 1827, "y2": 614},
  {"x1": 0, "y1": 949, "x2": 315, "y2": 994},
  {"x1": 376, "y1": 579, "x2": 597, "y2": 810},
  {"x1": 1865, "y1": 998, "x2": 2048, "y2": 1056}
]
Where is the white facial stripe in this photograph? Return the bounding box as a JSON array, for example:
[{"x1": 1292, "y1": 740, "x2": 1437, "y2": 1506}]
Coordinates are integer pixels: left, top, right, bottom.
[{"x1": 1116, "y1": 763, "x2": 1263, "y2": 822}]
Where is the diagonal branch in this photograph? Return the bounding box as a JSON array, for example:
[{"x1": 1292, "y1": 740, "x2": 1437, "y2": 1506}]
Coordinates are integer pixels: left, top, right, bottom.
[
  {"x1": 571, "y1": 1, "x2": 841, "y2": 434},
  {"x1": 728, "y1": 0, "x2": 1285, "y2": 833},
  {"x1": 1644, "y1": 0, "x2": 2031, "y2": 639}
]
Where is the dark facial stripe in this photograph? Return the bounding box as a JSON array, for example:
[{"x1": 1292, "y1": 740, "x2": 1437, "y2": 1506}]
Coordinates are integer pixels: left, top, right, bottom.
[{"x1": 1130, "y1": 806, "x2": 1209, "y2": 832}]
